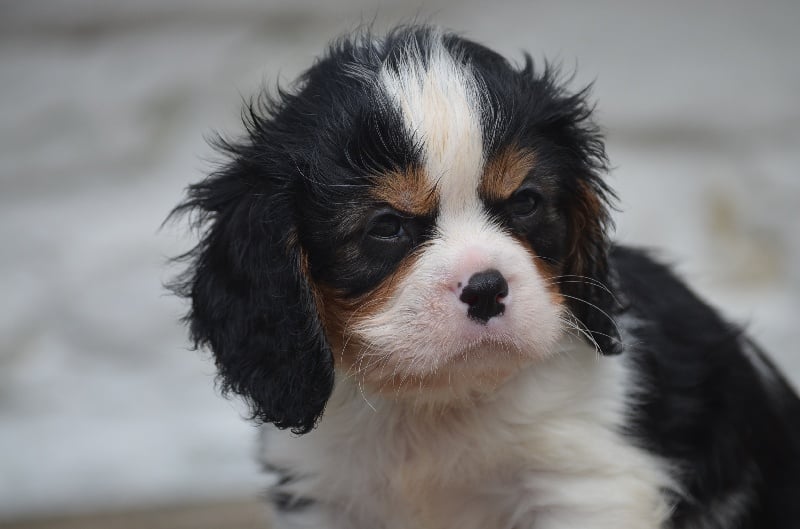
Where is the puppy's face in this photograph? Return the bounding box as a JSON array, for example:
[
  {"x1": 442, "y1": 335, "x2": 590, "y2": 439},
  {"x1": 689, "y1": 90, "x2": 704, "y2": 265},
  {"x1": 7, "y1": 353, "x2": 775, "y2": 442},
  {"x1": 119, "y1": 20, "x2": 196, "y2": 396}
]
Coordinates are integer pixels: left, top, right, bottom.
[
  {"x1": 317, "y1": 155, "x2": 564, "y2": 399},
  {"x1": 174, "y1": 28, "x2": 617, "y2": 432},
  {"x1": 310, "y1": 60, "x2": 566, "y2": 396}
]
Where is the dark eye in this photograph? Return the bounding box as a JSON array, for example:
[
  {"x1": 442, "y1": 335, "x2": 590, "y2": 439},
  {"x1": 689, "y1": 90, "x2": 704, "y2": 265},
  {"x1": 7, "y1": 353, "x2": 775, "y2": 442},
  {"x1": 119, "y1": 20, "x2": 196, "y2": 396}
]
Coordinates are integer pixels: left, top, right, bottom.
[
  {"x1": 507, "y1": 189, "x2": 540, "y2": 218},
  {"x1": 367, "y1": 212, "x2": 406, "y2": 240}
]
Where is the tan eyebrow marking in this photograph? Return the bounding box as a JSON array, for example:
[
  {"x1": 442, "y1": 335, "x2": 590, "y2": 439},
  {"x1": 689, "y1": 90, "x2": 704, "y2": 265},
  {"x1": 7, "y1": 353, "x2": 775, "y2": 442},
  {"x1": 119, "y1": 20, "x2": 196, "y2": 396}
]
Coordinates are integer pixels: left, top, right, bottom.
[
  {"x1": 480, "y1": 147, "x2": 536, "y2": 202},
  {"x1": 370, "y1": 166, "x2": 439, "y2": 216}
]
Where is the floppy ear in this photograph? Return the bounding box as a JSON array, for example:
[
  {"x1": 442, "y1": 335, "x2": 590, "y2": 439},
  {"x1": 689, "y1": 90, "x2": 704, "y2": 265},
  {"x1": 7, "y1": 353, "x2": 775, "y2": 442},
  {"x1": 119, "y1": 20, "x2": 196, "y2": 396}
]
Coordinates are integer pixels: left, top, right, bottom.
[
  {"x1": 562, "y1": 179, "x2": 622, "y2": 355},
  {"x1": 514, "y1": 59, "x2": 621, "y2": 354},
  {"x1": 170, "y1": 148, "x2": 334, "y2": 435}
]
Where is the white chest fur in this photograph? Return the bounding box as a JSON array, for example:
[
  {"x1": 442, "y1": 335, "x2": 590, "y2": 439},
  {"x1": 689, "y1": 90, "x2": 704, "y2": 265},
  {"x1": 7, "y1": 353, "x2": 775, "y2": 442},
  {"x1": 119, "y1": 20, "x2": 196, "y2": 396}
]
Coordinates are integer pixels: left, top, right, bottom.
[{"x1": 260, "y1": 342, "x2": 675, "y2": 529}]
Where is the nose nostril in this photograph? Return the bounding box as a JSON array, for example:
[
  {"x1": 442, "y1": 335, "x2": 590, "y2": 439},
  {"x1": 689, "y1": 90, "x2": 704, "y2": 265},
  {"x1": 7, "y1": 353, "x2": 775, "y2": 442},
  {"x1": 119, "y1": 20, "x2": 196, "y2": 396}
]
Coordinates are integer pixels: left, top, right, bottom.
[
  {"x1": 496, "y1": 285, "x2": 509, "y2": 301},
  {"x1": 462, "y1": 293, "x2": 478, "y2": 306},
  {"x1": 459, "y1": 269, "x2": 509, "y2": 324}
]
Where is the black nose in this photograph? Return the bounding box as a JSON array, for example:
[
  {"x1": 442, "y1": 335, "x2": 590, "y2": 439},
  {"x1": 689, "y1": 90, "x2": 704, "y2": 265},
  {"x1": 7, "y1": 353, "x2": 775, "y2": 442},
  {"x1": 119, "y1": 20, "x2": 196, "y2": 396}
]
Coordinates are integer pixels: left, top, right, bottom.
[{"x1": 459, "y1": 269, "x2": 509, "y2": 324}]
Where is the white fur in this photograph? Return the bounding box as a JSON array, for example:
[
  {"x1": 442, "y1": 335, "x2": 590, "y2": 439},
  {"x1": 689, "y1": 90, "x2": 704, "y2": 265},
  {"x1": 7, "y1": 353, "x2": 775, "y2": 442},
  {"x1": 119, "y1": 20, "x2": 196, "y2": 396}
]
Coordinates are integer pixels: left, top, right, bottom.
[{"x1": 262, "y1": 339, "x2": 675, "y2": 529}]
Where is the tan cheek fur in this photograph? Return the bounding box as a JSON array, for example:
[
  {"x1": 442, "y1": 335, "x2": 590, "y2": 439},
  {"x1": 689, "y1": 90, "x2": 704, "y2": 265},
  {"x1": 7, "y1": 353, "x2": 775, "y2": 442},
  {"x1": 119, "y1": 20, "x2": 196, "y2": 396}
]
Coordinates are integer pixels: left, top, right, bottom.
[
  {"x1": 568, "y1": 180, "x2": 606, "y2": 273},
  {"x1": 311, "y1": 253, "x2": 423, "y2": 391},
  {"x1": 510, "y1": 233, "x2": 565, "y2": 308}
]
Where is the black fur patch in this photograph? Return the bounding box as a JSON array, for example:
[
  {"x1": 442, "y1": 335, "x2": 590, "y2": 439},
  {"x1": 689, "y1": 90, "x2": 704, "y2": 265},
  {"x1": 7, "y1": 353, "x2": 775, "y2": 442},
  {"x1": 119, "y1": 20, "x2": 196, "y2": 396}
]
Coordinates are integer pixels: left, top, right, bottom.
[{"x1": 613, "y1": 246, "x2": 800, "y2": 527}]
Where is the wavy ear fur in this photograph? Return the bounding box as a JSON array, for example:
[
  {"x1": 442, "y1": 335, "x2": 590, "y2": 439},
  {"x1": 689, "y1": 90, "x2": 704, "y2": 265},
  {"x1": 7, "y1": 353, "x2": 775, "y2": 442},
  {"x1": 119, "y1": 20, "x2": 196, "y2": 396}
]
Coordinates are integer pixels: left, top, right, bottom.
[
  {"x1": 563, "y1": 179, "x2": 622, "y2": 355},
  {"x1": 170, "y1": 132, "x2": 334, "y2": 435},
  {"x1": 525, "y1": 64, "x2": 622, "y2": 355}
]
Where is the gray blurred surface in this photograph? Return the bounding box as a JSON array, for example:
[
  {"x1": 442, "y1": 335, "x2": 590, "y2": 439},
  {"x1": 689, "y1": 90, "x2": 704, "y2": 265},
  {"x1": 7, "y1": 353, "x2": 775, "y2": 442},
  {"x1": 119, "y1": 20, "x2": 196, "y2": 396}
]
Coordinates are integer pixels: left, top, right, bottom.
[
  {"x1": 1, "y1": 0, "x2": 798, "y2": 521},
  {"x1": 0, "y1": 499, "x2": 266, "y2": 529}
]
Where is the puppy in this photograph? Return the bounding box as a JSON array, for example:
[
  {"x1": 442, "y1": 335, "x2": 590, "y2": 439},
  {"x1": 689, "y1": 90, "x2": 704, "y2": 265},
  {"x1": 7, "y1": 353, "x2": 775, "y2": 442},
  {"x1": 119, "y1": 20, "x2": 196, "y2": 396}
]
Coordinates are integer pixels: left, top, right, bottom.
[{"x1": 172, "y1": 26, "x2": 800, "y2": 528}]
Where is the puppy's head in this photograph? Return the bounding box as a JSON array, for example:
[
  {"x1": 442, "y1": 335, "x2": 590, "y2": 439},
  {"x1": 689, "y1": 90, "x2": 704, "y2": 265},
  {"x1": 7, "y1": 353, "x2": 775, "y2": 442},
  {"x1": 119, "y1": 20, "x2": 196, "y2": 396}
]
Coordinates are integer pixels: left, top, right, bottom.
[{"x1": 172, "y1": 27, "x2": 618, "y2": 433}]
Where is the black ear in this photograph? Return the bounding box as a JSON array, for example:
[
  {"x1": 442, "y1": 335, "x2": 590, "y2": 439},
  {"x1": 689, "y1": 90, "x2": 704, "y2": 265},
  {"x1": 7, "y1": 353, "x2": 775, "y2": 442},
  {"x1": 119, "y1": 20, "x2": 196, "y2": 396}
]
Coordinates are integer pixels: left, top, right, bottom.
[
  {"x1": 562, "y1": 180, "x2": 622, "y2": 356},
  {"x1": 170, "y1": 142, "x2": 334, "y2": 434},
  {"x1": 513, "y1": 59, "x2": 622, "y2": 355}
]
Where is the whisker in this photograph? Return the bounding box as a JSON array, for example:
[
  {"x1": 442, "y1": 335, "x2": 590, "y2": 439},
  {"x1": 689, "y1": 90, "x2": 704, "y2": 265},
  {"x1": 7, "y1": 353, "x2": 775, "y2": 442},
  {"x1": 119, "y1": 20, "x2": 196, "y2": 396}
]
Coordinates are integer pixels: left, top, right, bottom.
[
  {"x1": 557, "y1": 293, "x2": 624, "y2": 339},
  {"x1": 559, "y1": 313, "x2": 602, "y2": 357},
  {"x1": 546, "y1": 274, "x2": 618, "y2": 300}
]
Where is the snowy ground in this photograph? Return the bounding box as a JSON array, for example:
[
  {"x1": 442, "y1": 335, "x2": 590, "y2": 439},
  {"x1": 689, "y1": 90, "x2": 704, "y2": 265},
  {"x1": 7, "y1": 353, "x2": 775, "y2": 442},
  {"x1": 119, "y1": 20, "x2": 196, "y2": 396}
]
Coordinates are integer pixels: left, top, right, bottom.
[{"x1": 1, "y1": 0, "x2": 798, "y2": 520}]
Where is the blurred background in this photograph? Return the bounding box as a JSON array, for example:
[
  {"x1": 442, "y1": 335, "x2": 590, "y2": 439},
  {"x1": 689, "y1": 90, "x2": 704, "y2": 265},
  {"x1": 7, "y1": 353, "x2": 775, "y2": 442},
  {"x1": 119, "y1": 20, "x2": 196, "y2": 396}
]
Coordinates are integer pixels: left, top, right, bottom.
[{"x1": 1, "y1": 0, "x2": 798, "y2": 527}]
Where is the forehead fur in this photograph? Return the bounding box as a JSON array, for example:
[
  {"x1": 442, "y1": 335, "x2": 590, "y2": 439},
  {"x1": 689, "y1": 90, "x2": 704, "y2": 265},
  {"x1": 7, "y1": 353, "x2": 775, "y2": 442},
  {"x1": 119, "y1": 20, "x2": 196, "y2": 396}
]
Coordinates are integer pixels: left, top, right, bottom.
[{"x1": 378, "y1": 32, "x2": 486, "y2": 214}]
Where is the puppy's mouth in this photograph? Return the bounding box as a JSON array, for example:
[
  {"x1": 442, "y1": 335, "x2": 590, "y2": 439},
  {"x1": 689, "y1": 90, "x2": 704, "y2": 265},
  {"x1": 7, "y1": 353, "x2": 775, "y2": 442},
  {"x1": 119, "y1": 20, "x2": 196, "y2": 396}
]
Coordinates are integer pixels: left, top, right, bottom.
[
  {"x1": 339, "y1": 321, "x2": 545, "y2": 396},
  {"x1": 347, "y1": 340, "x2": 533, "y2": 402}
]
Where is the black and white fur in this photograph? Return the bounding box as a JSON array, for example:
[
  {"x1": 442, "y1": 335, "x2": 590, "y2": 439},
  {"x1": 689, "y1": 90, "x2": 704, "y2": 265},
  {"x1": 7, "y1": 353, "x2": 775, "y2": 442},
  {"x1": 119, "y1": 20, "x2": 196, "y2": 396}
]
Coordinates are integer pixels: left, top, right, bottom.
[{"x1": 172, "y1": 26, "x2": 800, "y2": 528}]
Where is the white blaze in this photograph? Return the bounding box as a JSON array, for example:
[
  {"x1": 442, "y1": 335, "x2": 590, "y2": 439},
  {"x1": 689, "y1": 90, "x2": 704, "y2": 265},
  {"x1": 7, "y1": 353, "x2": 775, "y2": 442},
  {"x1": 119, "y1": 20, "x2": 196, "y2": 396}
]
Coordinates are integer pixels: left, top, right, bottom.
[{"x1": 378, "y1": 33, "x2": 486, "y2": 215}]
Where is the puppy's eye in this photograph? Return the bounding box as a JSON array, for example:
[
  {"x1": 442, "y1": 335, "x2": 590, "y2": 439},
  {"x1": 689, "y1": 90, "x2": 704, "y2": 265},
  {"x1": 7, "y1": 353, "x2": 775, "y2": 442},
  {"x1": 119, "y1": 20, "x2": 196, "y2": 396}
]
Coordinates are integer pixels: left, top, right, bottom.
[
  {"x1": 367, "y1": 212, "x2": 406, "y2": 240},
  {"x1": 507, "y1": 189, "x2": 540, "y2": 218}
]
